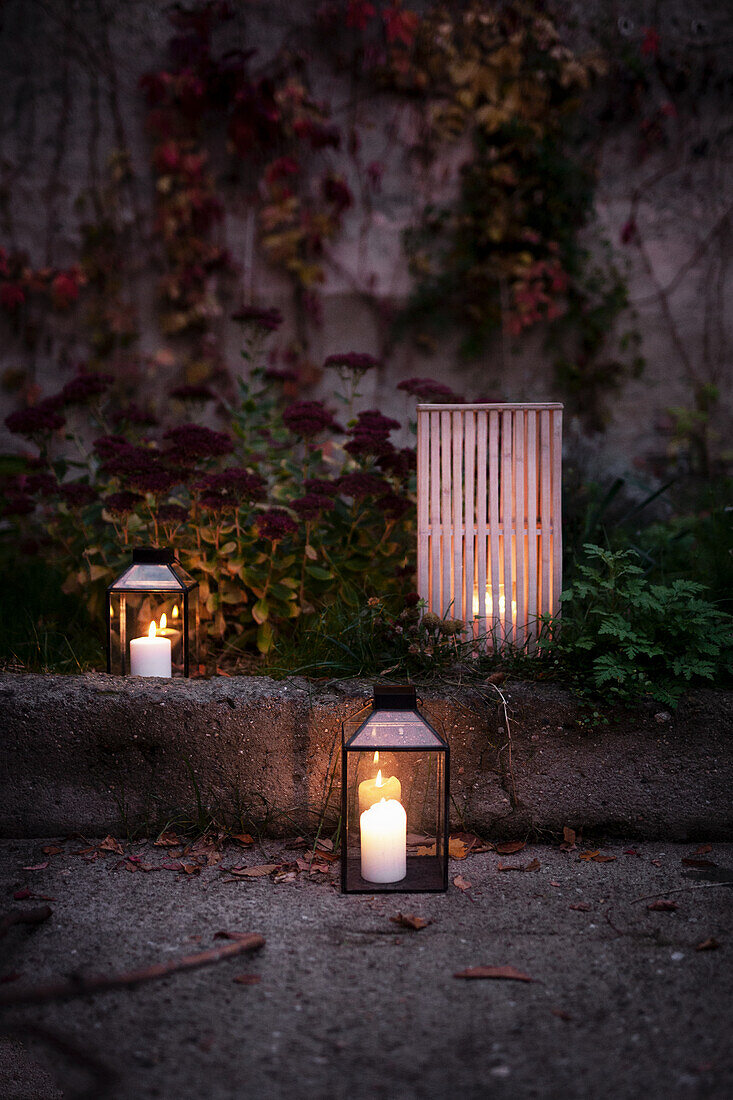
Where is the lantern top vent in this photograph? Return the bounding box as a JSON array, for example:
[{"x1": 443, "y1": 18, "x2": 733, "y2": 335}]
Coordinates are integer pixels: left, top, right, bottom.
[
  {"x1": 108, "y1": 547, "x2": 197, "y2": 593},
  {"x1": 344, "y1": 685, "x2": 446, "y2": 751}
]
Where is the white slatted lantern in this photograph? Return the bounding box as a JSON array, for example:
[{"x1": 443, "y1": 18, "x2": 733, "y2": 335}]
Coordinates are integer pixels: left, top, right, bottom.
[{"x1": 417, "y1": 403, "x2": 563, "y2": 650}]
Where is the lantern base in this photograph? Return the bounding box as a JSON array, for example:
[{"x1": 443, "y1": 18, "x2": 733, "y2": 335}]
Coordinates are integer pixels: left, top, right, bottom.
[{"x1": 342, "y1": 855, "x2": 447, "y2": 894}]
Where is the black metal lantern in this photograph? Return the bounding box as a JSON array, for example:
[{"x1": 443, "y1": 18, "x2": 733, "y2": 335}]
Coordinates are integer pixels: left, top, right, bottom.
[
  {"x1": 341, "y1": 684, "x2": 449, "y2": 894},
  {"x1": 107, "y1": 548, "x2": 198, "y2": 677}
]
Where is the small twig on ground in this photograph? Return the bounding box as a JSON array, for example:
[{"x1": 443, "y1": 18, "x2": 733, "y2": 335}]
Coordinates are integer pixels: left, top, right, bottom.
[
  {"x1": 0, "y1": 932, "x2": 265, "y2": 1008},
  {"x1": 0, "y1": 905, "x2": 52, "y2": 939},
  {"x1": 487, "y1": 682, "x2": 518, "y2": 807},
  {"x1": 632, "y1": 882, "x2": 732, "y2": 904}
]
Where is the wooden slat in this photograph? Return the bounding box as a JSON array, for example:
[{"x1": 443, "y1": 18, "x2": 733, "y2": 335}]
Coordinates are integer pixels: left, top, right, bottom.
[
  {"x1": 463, "y1": 409, "x2": 476, "y2": 636},
  {"x1": 440, "y1": 410, "x2": 452, "y2": 617},
  {"x1": 488, "y1": 411, "x2": 500, "y2": 648},
  {"x1": 429, "y1": 411, "x2": 441, "y2": 613},
  {"x1": 513, "y1": 411, "x2": 526, "y2": 649},
  {"x1": 540, "y1": 409, "x2": 551, "y2": 619},
  {"x1": 501, "y1": 410, "x2": 513, "y2": 644},
  {"x1": 451, "y1": 410, "x2": 464, "y2": 620},
  {"x1": 526, "y1": 410, "x2": 538, "y2": 650},
  {"x1": 417, "y1": 410, "x2": 429, "y2": 608},
  {"x1": 551, "y1": 408, "x2": 563, "y2": 617},
  {"x1": 476, "y1": 411, "x2": 488, "y2": 643}
]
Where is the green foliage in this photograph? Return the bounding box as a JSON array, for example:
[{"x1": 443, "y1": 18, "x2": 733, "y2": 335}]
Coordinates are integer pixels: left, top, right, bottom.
[{"x1": 550, "y1": 544, "x2": 733, "y2": 708}]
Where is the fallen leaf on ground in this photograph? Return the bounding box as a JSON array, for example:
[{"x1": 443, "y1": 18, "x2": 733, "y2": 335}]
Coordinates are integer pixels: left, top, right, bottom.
[
  {"x1": 695, "y1": 937, "x2": 719, "y2": 951},
  {"x1": 224, "y1": 864, "x2": 280, "y2": 878},
  {"x1": 647, "y1": 899, "x2": 677, "y2": 912},
  {"x1": 315, "y1": 837, "x2": 333, "y2": 852},
  {"x1": 391, "y1": 912, "x2": 431, "y2": 931},
  {"x1": 551, "y1": 1007, "x2": 572, "y2": 1021},
  {"x1": 406, "y1": 833, "x2": 433, "y2": 846},
  {"x1": 453, "y1": 875, "x2": 472, "y2": 891},
  {"x1": 452, "y1": 832, "x2": 494, "y2": 854},
  {"x1": 154, "y1": 831, "x2": 180, "y2": 847},
  {"x1": 650, "y1": 858, "x2": 662, "y2": 866},
  {"x1": 569, "y1": 902, "x2": 591, "y2": 912},
  {"x1": 524, "y1": 858, "x2": 541, "y2": 872},
  {"x1": 563, "y1": 827, "x2": 576, "y2": 846},
  {"x1": 550, "y1": 881, "x2": 561, "y2": 888},
  {"x1": 181, "y1": 864, "x2": 201, "y2": 876},
  {"x1": 99, "y1": 836, "x2": 124, "y2": 855},
  {"x1": 694, "y1": 843, "x2": 712, "y2": 855},
  {"x1": 42, "y1": 845, "x2": 63, "y2": 856},
  {"x1": 13, "y1": 889, "x2": 55, "y2": 901},
  {"x1": 449, "y1": 837, "x2": 468, "y2": 859},
  {"x1": 579, "y1": 851, "x2": 616, "y2": 863},
  {"x1": 417, "y1": 844, "x2": 437, "y2": 857},
  {"x1": 497, "y1": 859, "x2": 540, "y2": 873},
  {"x1": 233, "y1": 973, "x2": 261, "y2": 985},
  {"x1": 273, "y1": 870, "x2": 297, "y2": 883},
  {"x1": 495, "y1": 841, "x2": 526, "y2": 855},
  {"x1": 486, "y1": 671, "x2": 506, "y2": 684},
  {"x1": 231, "y1": 834, "x2": 254, "y2": 847},
  {"x1": 21, "y1": 863, "x2": 48, "y2": 871},
  {"x1": 455, "y1": 966, "x2": 533, "y2": 982},
  {"x1": 579, "y1": 850, "x2": 599, "y2": 861},
  {"x1": 681, "y1": 858, "x2": 717, "y2": 868},
  {"x1": 592, "y1": 854, "x2": 617, "y2": 863},
  {"x1": 624, "y1": 849, "x2": 640, "y2": 856}
]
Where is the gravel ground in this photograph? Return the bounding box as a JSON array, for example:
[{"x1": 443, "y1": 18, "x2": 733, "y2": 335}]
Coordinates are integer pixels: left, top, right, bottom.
[{"x1": 0, "y1": 838, "x2": 731, "y2": 1100}]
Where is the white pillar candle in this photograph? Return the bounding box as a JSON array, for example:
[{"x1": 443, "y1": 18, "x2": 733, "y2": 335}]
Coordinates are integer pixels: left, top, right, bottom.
[
  {"x1": 130, "y1": 620, "x2": 172, "y2": 677},
  {"x1": 360, "y1": 797, "x2": 407, "y2": 884}
]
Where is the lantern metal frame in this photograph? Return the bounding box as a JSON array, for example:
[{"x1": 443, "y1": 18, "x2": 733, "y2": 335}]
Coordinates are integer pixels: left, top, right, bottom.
[
  {"x1": 341, "y1": 684, "x2": 449, "y2": 894},
  {"x1": 106, "y1": 547, "x2": 199, "y2": 677}
]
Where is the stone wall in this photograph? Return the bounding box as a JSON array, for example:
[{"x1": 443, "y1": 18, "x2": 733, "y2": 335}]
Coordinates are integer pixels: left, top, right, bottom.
[{"x1": 0, "y1": 0, "x2": 730, "y2": 481}]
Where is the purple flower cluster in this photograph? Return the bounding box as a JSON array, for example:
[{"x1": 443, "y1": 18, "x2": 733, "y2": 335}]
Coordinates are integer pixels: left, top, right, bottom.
[
  {"x1": 194, "y1": 468, "x2": 266, "y2": 511},
  {"x1": 378, "y1": 493, "x2": 412, "y2": 520},
  {"x1": 110, "y1": 403, "x2": 159, "y2": 428},
  {"x1": 60, "y1": 482, "x2": 97, "y2": 509},
  {"x1": 337, "y1": 472, "x2": 390, "y2": 499},
  {"x1": 282, "y1": 401, "x2": 339, "y2": 439},
  {"x1": 232, "y1": 306, "x2": 283, "y2": 332},
  {"x1": 60, "y1": 370, "x2": 113, "y2": 405},
  {"x1": 344, "y1": 408, "x2": 401, "y2": 459},
  {"x1": 169, "y1": 384, "x2": 216, "y2": 402},
  {"x1": 104, "y1": 491, "x2": 143, "y2": 516},
  {"x1": 157, "y1": 503, "x2": 190, "y2": 526},
  {"x1": 291, "y1": 493, "x2": 336, "y2": 521},
  {"x1": 397, "y1": 377, "x2": 458, "y2": 401},
  {"x1": 303, "y1": 478, "x2": 338, "y2": 497},
  {"x1": 256, "y1": 508, "x2": 298, "y2": 542},
  {"x1": 163, "y1": 424, "x2": 234, "y2": 460},
  {"x1": 377, "y1": 446, "x2": 416, "y2": 479},
  {"x1": 323, "y1": 352, "x2": 381, "y2": 374},
  {"x1": 5, "y1": 399, "x2": 66, "y2": 437},
  {"x1": 264, "y1": 366, "x2": 299, "y2": 383}
]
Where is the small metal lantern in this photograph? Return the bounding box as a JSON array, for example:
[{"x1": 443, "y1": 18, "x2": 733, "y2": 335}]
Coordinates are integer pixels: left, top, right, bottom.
[
  {"x1": 341, "y1": 684, "x2": 449, "y2": 894},
  {"x1": 107, "y1": 548, "x2": 198, "y2": 677}
]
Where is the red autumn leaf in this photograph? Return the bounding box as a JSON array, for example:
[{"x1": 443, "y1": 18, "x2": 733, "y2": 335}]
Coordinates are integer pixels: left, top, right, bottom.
[
  {"x1": 453, "y1": 875, "x2": 472, "y2": 892},
  {"x1": 647, "y1": 899, "x2": 677, "y2": 912},
  {"x1": 455, "y1": 966, "x2": 533, "y2": 983},
  {"x1": 695, "y1": 937, "x2": 719, "y2": 951},
  {"x1": 592, "y1": 854, "x2": 617, "y2": 863},
  {"x1": 569, "y1": 902, "x2": 591, "y2": 912},
  {"x1": 42, "y1": 845, "x2": 63, "y2": 856},
  {"x1": 694, "y1": 843, "x2": 712, "y2": 856},
  {"x1": 390, "y1": 912, "x2": 431, "y2": 931},
  {"x1": 13, "y1": 889, "x2": 31, "y2": 900},
  {"x1": 624, "y1": 849, "x2": 640, "y2": 856},
  {"x1": 495, "y1": 841, "x2": 526, "y2": 855},
  {"x1": 383, "y1": 3, "x2": 419, "y2": 47},
  {"x1": 682, "y1": 858, "x2": 716, "y2": 868},
  {"x1": 233, "y1": 973, "x2": 261, "y2": 985}
]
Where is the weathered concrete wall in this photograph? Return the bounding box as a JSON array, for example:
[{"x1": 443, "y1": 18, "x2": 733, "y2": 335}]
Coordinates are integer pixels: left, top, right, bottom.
[
  {"x1": 0, "y1": 1, "x2": 730, "y2": 477},
  {"x1": 1, "y1": 673, "x2": 730, "y2": 839}
]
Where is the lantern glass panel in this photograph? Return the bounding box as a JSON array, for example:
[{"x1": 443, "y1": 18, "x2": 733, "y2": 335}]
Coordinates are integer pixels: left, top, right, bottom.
[
  {"x1": 107, "y1": 549, "x2": 198, "y2": 677},
  {"x1": 341, "y1": 687, "x2": 448, "y2": 894}
]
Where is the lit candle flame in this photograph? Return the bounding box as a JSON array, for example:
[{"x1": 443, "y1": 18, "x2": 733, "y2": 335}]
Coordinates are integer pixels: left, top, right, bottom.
[
  {"x1": 375, "y1": 769, "x2": 383, "y2": 788},
  {"x1": 373, "y1": 751, "x2": 379, "y2": 764},
  {"x1": 148, "y1": 621, "x2": 157, "y2": 639},
  {"x1": 159, "y1": 612, "x2": 167, "y2": 631},
  {"x1": 172, "y1": 604, "x2": 179, "y2": 619}
]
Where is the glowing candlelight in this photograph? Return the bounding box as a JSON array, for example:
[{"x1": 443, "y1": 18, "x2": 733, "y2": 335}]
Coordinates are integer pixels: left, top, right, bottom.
[
  {"x1": 360, "y1": 797, "x2": 407, "y2": 884},
  {"x1": 358, "y1": 752, "x2": 401, "y2": 815},
  {"x1": 129, "y1": 618, "x2": 172, "y2": 677}
]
